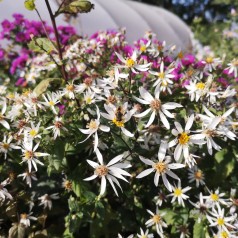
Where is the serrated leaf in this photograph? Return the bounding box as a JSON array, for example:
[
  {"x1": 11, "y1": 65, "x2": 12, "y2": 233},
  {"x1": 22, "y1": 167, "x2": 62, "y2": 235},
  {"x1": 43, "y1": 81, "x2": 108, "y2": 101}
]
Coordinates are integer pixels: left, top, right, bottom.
[
  {"x1": 28, "y1": 37, "x2": 56, "y2": 53},
  {"x1": 24, "y1": 0, "x2": 35, "y2": 11}
]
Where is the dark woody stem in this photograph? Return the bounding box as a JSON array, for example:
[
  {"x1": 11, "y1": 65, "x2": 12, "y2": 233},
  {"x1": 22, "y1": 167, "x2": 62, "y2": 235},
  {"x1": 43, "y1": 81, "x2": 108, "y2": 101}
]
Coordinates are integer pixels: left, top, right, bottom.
[{"x1": 45, "y1": 0, "x2": 68, "y2": 82}]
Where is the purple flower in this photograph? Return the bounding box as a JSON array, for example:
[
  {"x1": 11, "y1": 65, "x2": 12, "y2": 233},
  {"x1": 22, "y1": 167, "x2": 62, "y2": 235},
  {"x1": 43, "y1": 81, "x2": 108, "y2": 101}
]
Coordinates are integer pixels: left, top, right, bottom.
[
  {"x1": 181, "y1": 54, "x2": 195, "y2": 66},
  {"x1": 15, "y1": 77, "x2": 26, "y2": 86},
  {"x1": 10, "y1": 53, "x2": 28, "y2": 75},
  {"x1": 1, "y1": 19, "x2": 14, "y2": 32},
  {"x1": 0, "y1": 49, "x2": 5, "y2": 60}
]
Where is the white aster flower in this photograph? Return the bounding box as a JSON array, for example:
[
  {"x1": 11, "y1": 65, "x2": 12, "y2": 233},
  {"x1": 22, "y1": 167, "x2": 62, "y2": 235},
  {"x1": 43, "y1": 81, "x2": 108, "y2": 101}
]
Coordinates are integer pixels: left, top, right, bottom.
[
  {"x1": 46, "y1": 116, "x2": 68, "y2": 140},
  {"x1": 101, "y1": 102, "x2": 135, "y2": 137},
  {"x1": 38, "y1": 193, "x2": 59, "y2": 210},
  {"x1": 149, "y1": 61, "x2": 175, "y2": 94},
  {"x1": 145, "y1": 207, "x2": 167, "y2": 237},
  {"x1": 168, "y1": 114, "x2": 205, "y2": 161},
  {"x1": 0, "y1": 179, "x2": 12, "y2": 201},
  {"x1": 75, "y1": 77, "x2": 101, "y2": 94},
  {"x1": 115, "y1": 51, "x2": 151, "y2": 73},
  {"x1": 134, "y1": 87, "x2": 182, "y2": 129},
  {"x1": 18, "y1": 170, "x2": 37, "y2": 188},
  {"x1": 0, "y1": 135, "x2": 20, "y2": 159},
  {"x1": 24, "y1": 121, "x2": 41, "y2": 141},
  {"x1": 190, "y1": 193, "x2": 211, "y2": 223},
  {"x1": 207, "y1": 204, "x2": 237, "y2": 234},
  {"x1": 220, "y1": 86, "x2": 237, "y2": 99},
  {"x1": 137, "y1": 227, "x2": 154, "y2": 238},
  {"x1": 0, "y1": 99, "x2": 10, "y2": 129},
  {"x1": 188, "y1": 166, "x2": 205, "y2": 187},
  {"x1": 20, "y1": 212, "x2": 37, "y2": 227},
  {"x1": 20, "y1": 140, "x2": 49, "y2": 172},
  {"x1": 84, "y1": 149, "x2": 131, "y2": 196},
  {"x1": 203, "y1": 188, "x2": 229, "y2": 207},
  {"x1": 61, "y1": 81, "x2": 77, "y2": 99},
  {"x1": 136, "y1": 141, "x2": 185, "y2": 191},
  {"x1": 79, "y1": 106, "x2": 110, "y2": 151},
  {"x1": 42, "y1": 92, "x2": 61, "y2": 115},
  {"x1": 24, "y1": 92, "x2": 45, "y2": 116},
  {"x1": 168, "y1": 181, "x2": 191, "y2": 207},
  {"x1": 226, "y1": 59, "x2": 238, "y2": 77},
  {"x1": 202, "y1": 56, "x2": 222, "y2": 72},
  {"x1": 118, "y1": 234, "x2": 134, "y2": 238}
]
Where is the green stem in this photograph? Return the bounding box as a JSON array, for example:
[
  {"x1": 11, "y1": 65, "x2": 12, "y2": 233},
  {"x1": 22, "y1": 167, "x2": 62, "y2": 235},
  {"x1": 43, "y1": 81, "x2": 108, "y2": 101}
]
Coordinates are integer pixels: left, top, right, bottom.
[{"x1": 45, "y1": 0, "x2": 68, "y2": 81}]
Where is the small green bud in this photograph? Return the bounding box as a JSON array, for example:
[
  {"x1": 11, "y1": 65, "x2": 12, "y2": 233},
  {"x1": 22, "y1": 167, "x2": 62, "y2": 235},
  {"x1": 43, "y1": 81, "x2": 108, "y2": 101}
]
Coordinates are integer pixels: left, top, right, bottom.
[{"x1": 24, "y1": 0, "x2": 36, "y2": 11}]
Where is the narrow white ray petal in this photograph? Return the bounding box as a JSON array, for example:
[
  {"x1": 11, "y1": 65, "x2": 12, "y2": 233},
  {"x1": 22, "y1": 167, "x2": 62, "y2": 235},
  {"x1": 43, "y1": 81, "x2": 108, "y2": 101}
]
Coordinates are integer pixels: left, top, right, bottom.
[
  {"x1": 121, "y1": 127, "x2": 134, "y2": 137},
  {"x1": 222, "y1": 107, "x2": 235, "y2": 117},
  {"x1": 203, "y1": 106, "x2": 215, "y2": 117},
  {"x1": 161, "y1": 108, "x2": 174, "y2": 118},
  {"x1": 100, "y1": 112, "x2": 113, "y2": 120},
  {"x1": 107, "y1": 176, "x2": 119, "y2": 196},
  {"x1": 166, "y1": 170, "x2": 180, "y2": 180},
  {"x1": 139, "y1": 87, "x2": 154, "y2": 102},
  {"x1": 95, "y1": 149, "x2": 104, "y2": 165},
  {"x1": 159, "y1": 111, "x2": 170, "y2": 129},
  {"x1": 174, "y1": 122, "x2": 183, "y2": 133},
  {"x1": 100, "y1": 176, "x2": 107, "y2": 195},
  {"x1": 145, "y1": 111, "x2": 156, "y2": 128},
  {"x1": 168, "y1": 163, "x2": 185, "y2": 169},
  {"x1": 94, "y1": 132, "x2": 98, "y2": 152},
  {"x1": 163, "y1": 102, "x2": 183, "y2": 109},
  {"x1": 84, "y1": 174, "x2": 98, "y2": 181},
  {"x1": 115, "y1": 52, "x2": 126, "y2": 64},
  {"x1": 0, "y1": 120, "x2": 10, "y2": 130},
  {"x1": 86, "y1": 159, "x2": 99, "y2": 168},
  {"x1": 99, "y1": 125, "x2": 110, "y2": 132},
  {"x1": 139, "y1": 156, "x2": 155, "y2": 166},
  {"x1": 174, "y1": 144, "x2": 182, "y2": 161},
  {"x1": 168, "y1": 138, "x2": 177, "y2": 148},
  {"x1": 158, "y1": 140, "x2": 167, "y2": 161},
  {"x1": 134, "y1": 108, "x2": 151, "y2": 118},
  {"x1": 154, "y1": 172, "x2": 160, "y2": 186},
  {"x1": 162, "y1": 174, "x2": 172, "y2": 191},
  {"x1": 136, "y1": 168, "x2": 154, "y2": 178},
  {"x1": 207, "y1": 117, "x2": 221, "y2": 129},
  {"x1": 185, "y1": 114, "x2": 194, "y2": 131},
  {"x1": 183, "y1": 145, "x2": 189, "y2": 160},
  {"x1": 133, "y1": 96, "x2": 150, "y2": 105},
  {"x1": 79, "y1": 128, "x2": 91, "y2": 134},
  {"x1": 107, "y1": 154, "x2": 124, "y2": 167}
]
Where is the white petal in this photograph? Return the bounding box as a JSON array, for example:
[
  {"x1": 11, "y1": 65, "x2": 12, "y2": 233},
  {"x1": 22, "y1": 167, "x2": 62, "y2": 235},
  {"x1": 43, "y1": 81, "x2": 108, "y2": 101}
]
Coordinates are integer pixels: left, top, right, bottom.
[
  {"x1": 84, "y1": 174, "x2": 98, "y2": 181},
  {"x1": 174, "y1": 144, "x2": 182, "y2": 161},
  {"x1": 121, "y1": 127, "x2": 134, "y2": 137},
  {"x1": 154, "y1": 172, "x2": 160, "y2": 186},
  {"x1": 134, "y1": 108, "x2": 151, "y2": 118},
  {"x1": 94, "y1": 132, "x2": 98, "y2": 152},
  {"x1": 95, "y1": 149, "x2": 104, "y2": 165},
  {"x1": 86, "y1": 159, "x2": 99, "y2": 168},
  {"x1": 0, "y1": 120, "x2": 10, "y2": 130},
  {"x1": 139, "y1": 87, "x2": 154, "y2": 102},
  {"x1": 174, "y1": 122, "x2": 183, "y2": 133},
  {"x1": 185, "y1": 114, "x2": 194, "y2": 131},
  {"x1": 145, "y1": 111, "x2": 156, "y2": 128},
  {"x1": 139, "y1": 156, "x2": 155, "y2": 166},
  {"x1": 162, "y1": 174, "x2": 172, "y2": 191},
  {"x1": 100, "y1": 176, "x2": 107, "y2": 195},
  {"x1": 107, "y1": 154, "x2": 124, "y2": 167},
  {"x1": 136, "y1": 168, "x2": 154, "y2": 178},
  {"x1": 158, "y1": 141, "x2": 167, "y2": 161},
  {"x1": 107, "y1": 176, "x2": 119, "y2": 196},
  {"x1": 99, "y1": 125, "x2": 110, "y2": 132},
  {"x1": 133, "y1": 96, "x2": 150, "y2": 105},
  {"x1": 159, "y1": 111, "x2": 170, "y2": 129}
]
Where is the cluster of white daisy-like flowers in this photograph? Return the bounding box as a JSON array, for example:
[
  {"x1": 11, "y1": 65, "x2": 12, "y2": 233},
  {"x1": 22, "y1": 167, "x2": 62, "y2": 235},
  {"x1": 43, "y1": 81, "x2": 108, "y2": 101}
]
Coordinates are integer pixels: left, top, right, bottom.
[{"x1": 0, "y1": 29, "x2": 237, "y2": 237}]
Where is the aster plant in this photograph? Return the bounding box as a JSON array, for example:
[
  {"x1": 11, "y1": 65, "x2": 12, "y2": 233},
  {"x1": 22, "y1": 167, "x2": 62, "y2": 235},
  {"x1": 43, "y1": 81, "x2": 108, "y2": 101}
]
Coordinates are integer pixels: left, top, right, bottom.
[{"x1": 0, "y1": 1, "x2": 237, "y2": 238}]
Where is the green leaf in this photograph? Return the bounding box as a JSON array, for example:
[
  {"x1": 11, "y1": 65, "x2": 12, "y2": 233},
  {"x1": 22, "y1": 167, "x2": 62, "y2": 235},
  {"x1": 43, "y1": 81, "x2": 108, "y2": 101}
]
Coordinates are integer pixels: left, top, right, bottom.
[
  {"x1": 28, "y1": 37, "x2": 56, "y2": 53},
  {"x1": 56, "y1": 0, "x2": 94, "y2": 16},
  {"x1": 33, "y1": 78, "x2": 61, "y2": 96},
  {"x1": 193, "y1": 220, "x2": 207, "y2": 238},
  {"x1": 24, "y1": 0, "x2": 35, "y2": 11},
  {"x1": 215, "y1": 149, "x2": 227, "y2": 163}
]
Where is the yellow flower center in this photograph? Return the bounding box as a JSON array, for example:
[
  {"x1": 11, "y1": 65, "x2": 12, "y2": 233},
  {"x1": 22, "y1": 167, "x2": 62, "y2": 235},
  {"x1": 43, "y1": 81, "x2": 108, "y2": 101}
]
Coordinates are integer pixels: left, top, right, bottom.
[
  {"x1": 206, "y1": 56, "x2": 214, "y2": 64},
  {"x1": 63, "y1": 180, "x2": 72, "y2": 191},
  {"x1": 178, "y1": 132, "x2": 190, "y2": 145},
  {"x1": 2, "y1": 143, "x2": 10, "y2": 150},
  {"x1": 178, "y1": 51, "x2": 184, "y2": 59},
  {"x1": 29, "y1": 129, "x2": 37, "y2": 137},
  {"x1": 48, "y1": 101, "x2": 55, "y2": 106},
  {"x1": 194, "y1": 170, "x2": 203, "y2": 180},
  {"x1": 217, "y1": 217, "x2": 225, "y2": 226},
  {"x1": 161, "y1": 80, "x2": 168, "y2": 86},
  {"x1": 7, "y1": 93, "x2": 15, "y2": 99},
  {"x1": 154, "y1": 162, "x2": 166, "y2": 173},
  {"x1": 126, "y1": 58, "x2": 135, "y2": 67},
  {"x1": 141, "y1": 235, "x2": 147, "y2": 238},
  {"x1": 140, "y1": 45, "x2": 147, "y2": 52},
  {"x1": 88, "y1": 120, "x2": 98, "y2": 130},
  {"x1": 112, "y1": 118, "x2": 124, "y2": 127},
  {"x1": 24, "y1": 151, "x2": 34, "y2": 160},
  {"x1": 157, "y1": 45, "x2": 163, "y2": 51},
  {"x1": 158, "y1": 72, "x2": 165, "y2": 79},
  {"x1": 211, "y1": 193, "x2": 219, "y2": 201},
  {"x1": 174, "y1": 188, "x2": 182, "y2": 196},
  {"x1": 150, "y1": 99, "x2": 161, "y2": 111},
  {"x1": 152, "y1": 214, "x2": 161, "y2": 224},
  {"x1": 66, "y1": 84, "x2": 74, "y2": 91},
  {"x1": 0, "y1": 113, "x2": 4, "y2": 121},
  {"x1": 220, "y1": 231, "x2": 229, "y2": 238},
  {"x1": 85, "y1": 97, "x2": 92, "y2": 104},
  {"x1": 196, "y1": 82, "x2": 205, "y2": 90},
  {"x1": 95, "y1": 165, "x2": 108, "y2": 177},
  {"x1": 20, "y1": 213, "x2": 27, "y2": 219}
]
